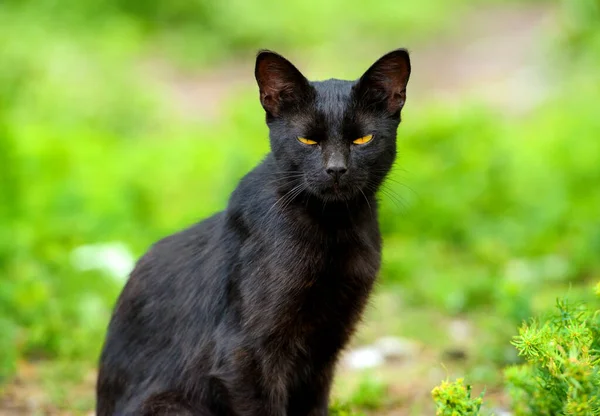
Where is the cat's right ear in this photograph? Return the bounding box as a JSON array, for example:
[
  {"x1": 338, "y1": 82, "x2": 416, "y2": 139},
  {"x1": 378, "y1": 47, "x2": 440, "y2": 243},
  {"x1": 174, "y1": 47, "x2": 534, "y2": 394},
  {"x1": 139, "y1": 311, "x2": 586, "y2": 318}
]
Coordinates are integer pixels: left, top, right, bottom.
[
  {"x1": 255, "y1": 50, "x2": 311, "y2": 117},
  {"x1": 355, "y1": 49, "x2": 411, "y2": 115}
]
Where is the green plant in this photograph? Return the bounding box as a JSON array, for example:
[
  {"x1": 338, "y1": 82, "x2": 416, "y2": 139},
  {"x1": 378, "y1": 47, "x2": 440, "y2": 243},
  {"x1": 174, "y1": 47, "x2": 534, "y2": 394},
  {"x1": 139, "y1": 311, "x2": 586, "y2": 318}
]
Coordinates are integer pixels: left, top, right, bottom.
[
  {"x1": 432, "y1": 285, "x2": 600, "y2": 416},
  {"x1": 346, "y1": 374, "x2": 388, "y2": 410},
  {"x1": 505, "y1": 297, "x2": 600, "y2": 415},
  {"x1": 431, "y1": 378, "x2": 484, "y2": 416},
  {"x1": 329, "y1": 401, "x2": 364, "y2": 416}
]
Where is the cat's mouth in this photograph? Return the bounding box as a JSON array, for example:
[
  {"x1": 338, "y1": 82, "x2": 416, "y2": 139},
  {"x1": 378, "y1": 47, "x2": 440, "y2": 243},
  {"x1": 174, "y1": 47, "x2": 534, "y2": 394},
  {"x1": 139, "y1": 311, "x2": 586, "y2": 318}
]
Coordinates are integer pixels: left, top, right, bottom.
[
  {"x1": 316, "y1": 181, "x2": 357, "y2": 200},
  {"x1": 304, "y1": 176, "x2": 362, "y2": 201}
]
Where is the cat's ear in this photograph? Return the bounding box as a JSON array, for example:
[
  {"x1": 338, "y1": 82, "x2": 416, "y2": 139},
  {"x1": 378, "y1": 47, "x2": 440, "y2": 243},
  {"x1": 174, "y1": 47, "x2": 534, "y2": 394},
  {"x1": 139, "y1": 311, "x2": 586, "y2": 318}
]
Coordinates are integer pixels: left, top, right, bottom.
[
  {"x1": 355, "y1": 49, "x2": 411, "y2": 115},
  {"x1": 255, "y1": 50, "x2": 311, "y2": 116}
]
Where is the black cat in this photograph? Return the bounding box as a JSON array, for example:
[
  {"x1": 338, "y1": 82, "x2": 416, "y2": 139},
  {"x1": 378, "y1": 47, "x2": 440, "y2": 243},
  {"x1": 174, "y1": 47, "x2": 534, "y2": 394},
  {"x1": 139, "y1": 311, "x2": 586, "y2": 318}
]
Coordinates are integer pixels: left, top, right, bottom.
[{"x1": 96, "y1": 48, "x2": 411, "y2": 416}]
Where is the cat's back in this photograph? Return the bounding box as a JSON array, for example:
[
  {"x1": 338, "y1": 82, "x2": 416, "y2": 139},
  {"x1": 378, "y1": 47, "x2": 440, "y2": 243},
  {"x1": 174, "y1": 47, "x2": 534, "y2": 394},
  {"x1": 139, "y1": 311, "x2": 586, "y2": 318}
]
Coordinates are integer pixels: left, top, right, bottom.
[
  {"x1": 107, "y1": 211, "x2": 228, "y2": 334},
  {"x1": 97, "y1": 212, "x2": 230, "y2": 410},
  {"x1": 126, "y1": 211, "x2": 225, "y2": 293},
  {"x1": 100, "y1": 160, "x2": 272, "y2": 360}
]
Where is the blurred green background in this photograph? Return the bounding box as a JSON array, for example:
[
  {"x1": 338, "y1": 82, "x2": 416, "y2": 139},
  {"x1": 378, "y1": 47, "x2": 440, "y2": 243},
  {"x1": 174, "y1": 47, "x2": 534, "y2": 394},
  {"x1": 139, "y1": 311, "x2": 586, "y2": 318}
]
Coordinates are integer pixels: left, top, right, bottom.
[{"x1": 1, "y1": 0, "x2": 599, "y2": 414}]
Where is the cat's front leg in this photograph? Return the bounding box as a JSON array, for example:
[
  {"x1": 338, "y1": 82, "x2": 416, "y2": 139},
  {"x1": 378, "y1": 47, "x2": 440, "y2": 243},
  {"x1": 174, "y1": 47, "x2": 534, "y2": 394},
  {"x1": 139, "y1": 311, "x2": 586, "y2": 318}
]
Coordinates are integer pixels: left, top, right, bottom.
[
  {"x1": 261, "y1": 356, "x2": 292, "y2": 416},
  {"x1": 227, "y1": 385, "x2": 288, "y2": 416},
  {"x1": 302, "y1": 383, "x2": 331, "y2": 416},
  {"x1": 226, "y1": 375, "x2": 288, "y2": 416},
  {"x1": 288, "y1": 362, "x2": 335, "y2": 416},
  {"x1": 222, "y1": 351, "x2": 289, "y2": 416},
  {"x1": 287, "y1": 387, "x2": 330, "y2": 416},
  {"x1": 138, "y1": 391, "x2": 200, "y2": 416},
  {"x1": 306, "y1": 402, "x2": 329, "y2": 416}
]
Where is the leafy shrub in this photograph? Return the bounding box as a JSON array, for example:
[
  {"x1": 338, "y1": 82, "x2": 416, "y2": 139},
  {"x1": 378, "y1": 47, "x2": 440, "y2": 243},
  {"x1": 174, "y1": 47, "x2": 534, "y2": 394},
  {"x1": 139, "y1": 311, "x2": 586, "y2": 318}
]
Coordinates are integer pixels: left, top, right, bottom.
[
  {"x1": 432, "y1": 378, "x2": 484, "y2": 416},
  {"x1": 432, "y1": 284, "x2": 600, "y2": 415},
  {"x1": 506, "y1": 297, "x2": 600, "y2": 415}
]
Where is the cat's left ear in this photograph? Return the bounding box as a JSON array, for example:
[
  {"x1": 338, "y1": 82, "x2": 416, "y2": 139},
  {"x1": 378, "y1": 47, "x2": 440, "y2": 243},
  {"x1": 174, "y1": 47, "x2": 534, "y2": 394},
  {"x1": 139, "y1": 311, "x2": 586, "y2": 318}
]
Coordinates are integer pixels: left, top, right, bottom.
[
  {"x1": 355, "y1": 49, "x2": 411, "y2": 115},
  {"x1": 255, "y1": 50, "x2": 312, "y2": 117}
]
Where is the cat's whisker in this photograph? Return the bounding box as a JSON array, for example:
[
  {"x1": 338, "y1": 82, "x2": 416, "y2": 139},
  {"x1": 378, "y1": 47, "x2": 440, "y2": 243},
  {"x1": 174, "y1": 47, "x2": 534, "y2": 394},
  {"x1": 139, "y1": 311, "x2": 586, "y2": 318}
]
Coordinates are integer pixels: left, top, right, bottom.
[
  {"x1": 274, "y1": 175, "x2": 303, "y2": 184},
  {"x1": 378, "y1": 185, "x2": 409, "y2": 212},
  {"x1": 363, "y1": 172, "x2": 418, "y2": 205},
  {"x1": 358, "y1": 188, "x2": 374, "y2": 221},
  {"x1": 383, "y1": 183, "x2": 414, "y2": 207},
  {"x1": 363, "y1": 181, "x2": 404, "y2": 212},
  {"x1": 265, "y1": 182, "x2": 306, "y2": 220},
  {"x1": 268, "y1": 176, "x2": 306, "y2": 187},
  {"x1": 280, "y1": 184, "x2": 307, "y2": 212},
  {"x1": 383, "y1": 178, "x2": 419, "y2": 199},
  {"x1": 281, "y1": 182, "x2": 305, "y2": 202}
]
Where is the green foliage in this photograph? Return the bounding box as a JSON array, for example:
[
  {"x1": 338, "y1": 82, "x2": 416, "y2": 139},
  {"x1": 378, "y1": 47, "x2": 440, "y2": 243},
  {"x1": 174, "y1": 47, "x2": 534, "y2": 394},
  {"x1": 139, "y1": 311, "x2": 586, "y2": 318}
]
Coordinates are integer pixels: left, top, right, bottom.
[
  {"x1": 345, "y1": 374, "x2": 388, "y2": 410},
  {"x1": 432, "y1": 286, "x2": 600, "y2": 416},
  {"x1": 0, "y1": 0, "x2": 599, "y2": 411},
  {"x1": 506, "y1": 298, "x2": 600, "y2": 415},
  {"x1": 0, "y1": 318, "x2": 18, "y2": 385},
  {"x1": 2, "y1": 0, "x2": 478, "y2": 66},
  {"x1": 431, "y1": 378, "x2": 483, "y2": 416},
  {"x1": 560, "y1": 0, "x2": 600, "y2": 58},
  {"x1": 329, "y1": 401, "x2": 365, "y2": 416}
]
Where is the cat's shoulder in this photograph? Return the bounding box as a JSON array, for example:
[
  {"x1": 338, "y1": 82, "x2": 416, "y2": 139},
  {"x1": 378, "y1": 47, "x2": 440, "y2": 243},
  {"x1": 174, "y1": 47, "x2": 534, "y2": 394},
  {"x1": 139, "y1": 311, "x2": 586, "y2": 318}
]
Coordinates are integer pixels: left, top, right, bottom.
[
  {"x1": 134, "y1": 213, "x2": 225, "y2": 272},
  {"x1": 159, "y1": 212, "x2": 223, "y2": 247},
  {"x1": 227, "y1": 156, "x2": 277, "y2": 213}
]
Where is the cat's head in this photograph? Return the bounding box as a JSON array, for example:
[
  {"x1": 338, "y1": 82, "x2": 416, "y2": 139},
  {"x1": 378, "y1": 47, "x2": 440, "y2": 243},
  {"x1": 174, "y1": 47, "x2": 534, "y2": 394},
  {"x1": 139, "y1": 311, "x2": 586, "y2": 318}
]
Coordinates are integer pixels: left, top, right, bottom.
[{"x1": 255, "y1": 49, "x2": 410, "y2": 202}]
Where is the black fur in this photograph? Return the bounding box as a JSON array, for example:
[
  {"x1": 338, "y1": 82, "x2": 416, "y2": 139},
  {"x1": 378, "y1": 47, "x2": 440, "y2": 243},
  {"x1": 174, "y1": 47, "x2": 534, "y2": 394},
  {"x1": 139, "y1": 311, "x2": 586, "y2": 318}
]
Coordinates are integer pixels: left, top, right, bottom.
[{"x1": 96, "y1": 49, "x2": 411, "y2": 416}]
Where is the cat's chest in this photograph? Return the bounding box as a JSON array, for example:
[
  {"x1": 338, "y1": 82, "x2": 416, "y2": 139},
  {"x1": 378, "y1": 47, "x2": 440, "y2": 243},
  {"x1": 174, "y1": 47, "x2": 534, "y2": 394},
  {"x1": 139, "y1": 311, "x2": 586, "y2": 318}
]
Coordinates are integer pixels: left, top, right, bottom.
[
  {"x1": 268, "y1": 229, "x2": 380, "y2": 355},
  {"x1": 265, "y1": 224, "x2": 380, "y2": 282},
  {"x1": 236, "y1": 219, "x2": 381, "y2": 366},
  {"x1": 246, "y1": 223, "x2": 381, "y2": 316}
]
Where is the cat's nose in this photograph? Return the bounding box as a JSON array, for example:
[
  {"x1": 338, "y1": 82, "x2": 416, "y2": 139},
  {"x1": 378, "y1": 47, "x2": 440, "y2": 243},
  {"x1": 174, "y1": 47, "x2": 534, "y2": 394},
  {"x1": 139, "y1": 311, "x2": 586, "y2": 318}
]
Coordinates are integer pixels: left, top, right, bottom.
[{"x1": 326, "y1": 165, "x2": 348, "y2": 181}]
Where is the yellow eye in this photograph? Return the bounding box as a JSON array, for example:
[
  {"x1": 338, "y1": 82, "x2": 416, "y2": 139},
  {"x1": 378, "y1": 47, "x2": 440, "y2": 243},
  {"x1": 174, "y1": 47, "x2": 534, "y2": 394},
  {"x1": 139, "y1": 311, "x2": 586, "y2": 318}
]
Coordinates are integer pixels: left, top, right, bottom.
[
  {"x1": 298, "y1": 137, "x2": 318, "y2": 145},
  {"x1": 353, "y1": 134, "x2": 374, "y2": 145}
]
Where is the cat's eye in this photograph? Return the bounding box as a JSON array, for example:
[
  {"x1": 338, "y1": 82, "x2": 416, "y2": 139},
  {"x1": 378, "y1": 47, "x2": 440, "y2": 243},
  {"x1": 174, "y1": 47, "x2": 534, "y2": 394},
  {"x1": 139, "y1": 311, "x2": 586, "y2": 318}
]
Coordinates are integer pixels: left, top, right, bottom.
[
  {"x1": 297, "y1": 137, "x2": 318, "y2": 145},
  {"x1": 353, "y1": 134, "x2": 374, "y2": 145}
]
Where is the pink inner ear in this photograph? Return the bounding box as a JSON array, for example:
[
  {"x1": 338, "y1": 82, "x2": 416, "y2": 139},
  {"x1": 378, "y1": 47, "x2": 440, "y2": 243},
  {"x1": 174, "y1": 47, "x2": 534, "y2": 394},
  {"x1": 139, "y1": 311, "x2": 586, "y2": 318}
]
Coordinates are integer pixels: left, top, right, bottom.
[
  {"x1": 258, "y1": 61, "x2": 295, "y2": 97},
  {"x1": 358, "y1": 50, "x2": 410, "y2": 113},
  {"x1": 377, "y1": 60, "x2": 409, "y2": 94},
  {"x1": 256, "y1": 53, "x2": 310, "y2": 115},
  {"x1": 257, "y1": 61, "x2": 296, "y2": 114},
  {"x1": 387, "y1": 90, "x2": 406, "y2": 113}
]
